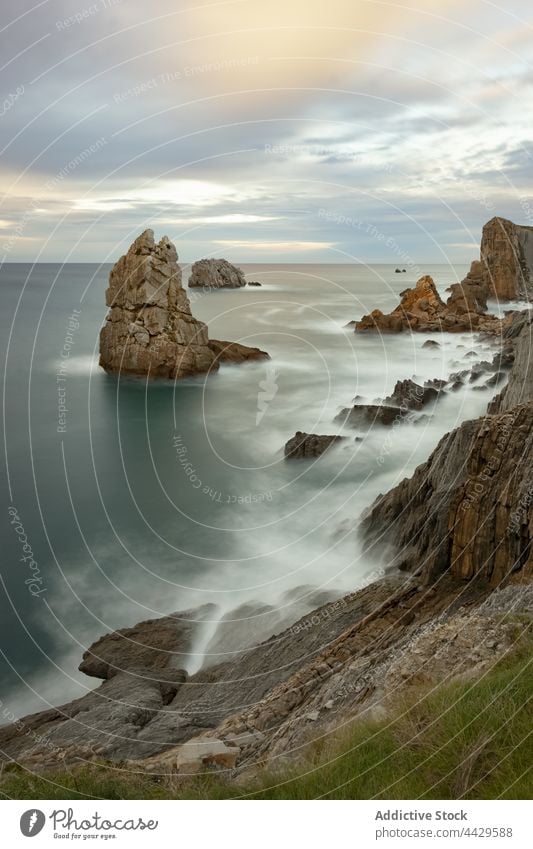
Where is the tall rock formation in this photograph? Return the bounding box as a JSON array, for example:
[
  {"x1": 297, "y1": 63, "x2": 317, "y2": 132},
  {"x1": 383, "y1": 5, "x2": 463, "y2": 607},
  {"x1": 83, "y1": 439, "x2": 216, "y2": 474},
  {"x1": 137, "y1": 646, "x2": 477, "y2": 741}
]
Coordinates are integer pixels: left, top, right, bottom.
[
  {"x1": 189, "y1": 258, "x2": 247, "y2": 289},
  {"x1": 100, "y1": 230, "x2": 217, "y2": 378},
  {"x1": 99, "y1": 232, "x2": 267, "y2": 378},
  {"x1": 480, "y1": 216, "x2": 533, "y2": 300}
]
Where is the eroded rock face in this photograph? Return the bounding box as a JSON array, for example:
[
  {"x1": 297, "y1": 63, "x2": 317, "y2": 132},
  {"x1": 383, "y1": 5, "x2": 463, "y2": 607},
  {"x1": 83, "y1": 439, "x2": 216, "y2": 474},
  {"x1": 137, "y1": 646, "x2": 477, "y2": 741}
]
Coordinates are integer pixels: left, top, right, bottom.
[
  {"x1": 284, "y1": 432, "x2": 345, "y2": 459},
  {"x1": 99, "y1": 230, "x2": 217, "y2": 378},
  {"x1": 480, "y1": 217, "x2": 533, "y2": 300},
  {"x1": 189, "y1": 258, "x2": 247, "y2": 289}
]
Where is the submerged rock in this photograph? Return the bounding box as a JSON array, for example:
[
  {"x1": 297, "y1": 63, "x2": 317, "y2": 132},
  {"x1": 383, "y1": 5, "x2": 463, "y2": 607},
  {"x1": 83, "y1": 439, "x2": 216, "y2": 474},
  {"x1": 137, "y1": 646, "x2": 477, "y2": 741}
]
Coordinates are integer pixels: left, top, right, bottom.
[{"x1": 189, "y1": 258, "x2": 247, "y2": 289}]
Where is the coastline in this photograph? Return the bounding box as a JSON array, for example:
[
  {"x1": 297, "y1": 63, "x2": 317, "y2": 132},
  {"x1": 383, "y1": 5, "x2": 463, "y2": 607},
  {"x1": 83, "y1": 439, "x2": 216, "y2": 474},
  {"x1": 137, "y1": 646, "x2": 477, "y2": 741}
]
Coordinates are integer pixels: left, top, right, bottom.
[{"x1": 1, "y1": 234, "x2": 532, "y2": 781}]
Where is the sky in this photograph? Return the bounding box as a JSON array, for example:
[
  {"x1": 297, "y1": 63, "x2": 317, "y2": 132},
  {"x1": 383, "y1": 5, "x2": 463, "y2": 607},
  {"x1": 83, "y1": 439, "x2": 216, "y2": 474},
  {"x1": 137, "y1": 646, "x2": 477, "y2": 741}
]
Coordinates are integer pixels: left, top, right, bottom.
[{"x1": 0, "y1": 0, "x2": 532, "y2": 263}]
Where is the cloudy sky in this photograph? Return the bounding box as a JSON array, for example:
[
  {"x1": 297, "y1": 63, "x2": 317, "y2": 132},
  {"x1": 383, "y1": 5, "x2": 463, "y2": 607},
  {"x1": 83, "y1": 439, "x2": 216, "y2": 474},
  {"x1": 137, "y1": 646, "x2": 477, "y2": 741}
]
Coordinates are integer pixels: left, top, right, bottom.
[{"x1": 1, "y1": 0, "x2": 532, "y2": 263}]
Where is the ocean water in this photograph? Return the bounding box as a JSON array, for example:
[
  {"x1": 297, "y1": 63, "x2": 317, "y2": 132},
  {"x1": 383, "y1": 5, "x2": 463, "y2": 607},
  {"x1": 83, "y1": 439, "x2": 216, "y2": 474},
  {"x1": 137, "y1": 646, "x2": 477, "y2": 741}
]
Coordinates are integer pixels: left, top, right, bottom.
[{"x1": 0, "y1": 261, "x2": 506, "y2": 716}]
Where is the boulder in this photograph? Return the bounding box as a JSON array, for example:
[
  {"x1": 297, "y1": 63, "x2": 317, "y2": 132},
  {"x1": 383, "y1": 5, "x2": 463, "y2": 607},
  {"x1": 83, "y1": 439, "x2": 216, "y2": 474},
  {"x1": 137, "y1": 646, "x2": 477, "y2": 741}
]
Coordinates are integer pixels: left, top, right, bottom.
[
  {"x1": 174, "y1": 737, "x2": 241, "y2": 773},
  {"x1": 353, "y1": 216, "x2": 533, "y2": 334},
  {"x1": 189, "y1": 258, "x2": 247, "y2": 289}
]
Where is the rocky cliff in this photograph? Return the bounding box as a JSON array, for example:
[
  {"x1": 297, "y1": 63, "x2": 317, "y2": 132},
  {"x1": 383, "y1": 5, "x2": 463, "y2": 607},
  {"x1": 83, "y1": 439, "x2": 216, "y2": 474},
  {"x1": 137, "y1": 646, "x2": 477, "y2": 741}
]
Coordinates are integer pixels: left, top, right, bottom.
[
  {"x1": 99, "y1": 231, "x2": 267, "y2": 378},
  {"x1": 361, "y1": 312, "x2": 533, "y2": 585},
  {"x1": 480, "y1": 216, "x2": 533, "y2": 300}
]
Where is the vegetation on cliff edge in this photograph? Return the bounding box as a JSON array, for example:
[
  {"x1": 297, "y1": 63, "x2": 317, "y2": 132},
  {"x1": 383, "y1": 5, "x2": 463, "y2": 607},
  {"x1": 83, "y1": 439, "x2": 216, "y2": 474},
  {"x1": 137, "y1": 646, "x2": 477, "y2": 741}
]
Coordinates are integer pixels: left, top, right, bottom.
[{"x1": 1, "y1": 636, "x2": 531, "y2": 801}]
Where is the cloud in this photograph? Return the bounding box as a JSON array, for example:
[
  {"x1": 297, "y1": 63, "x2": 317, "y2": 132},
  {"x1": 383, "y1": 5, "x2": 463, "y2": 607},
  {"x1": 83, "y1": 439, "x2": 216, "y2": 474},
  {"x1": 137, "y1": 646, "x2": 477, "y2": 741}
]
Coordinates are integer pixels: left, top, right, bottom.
[
  {"x1": 0, "y1": 0, "x2": 531, "y2": 260},
  {"x1": 215, "y1": 239, "x2": 336, "y2": 251}
]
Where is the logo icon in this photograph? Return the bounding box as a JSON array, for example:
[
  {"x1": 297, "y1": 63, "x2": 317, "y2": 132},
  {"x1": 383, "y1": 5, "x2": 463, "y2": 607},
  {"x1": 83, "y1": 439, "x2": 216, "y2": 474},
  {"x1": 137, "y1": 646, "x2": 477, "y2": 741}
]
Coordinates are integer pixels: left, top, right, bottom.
[
  {"x1": 20, "y1": 809, "x2": 46, "y2": 837},
  {"x1": 256, "y1": 366, "x2": 279, "y2": 425}
]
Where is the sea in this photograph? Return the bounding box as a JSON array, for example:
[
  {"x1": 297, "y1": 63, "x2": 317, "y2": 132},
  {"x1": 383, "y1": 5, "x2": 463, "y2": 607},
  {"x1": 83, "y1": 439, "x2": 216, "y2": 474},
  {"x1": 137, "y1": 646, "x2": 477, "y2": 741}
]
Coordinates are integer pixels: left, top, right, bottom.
[{"x1": 0, "y1": 261, "x2": 518, "y2": 718}]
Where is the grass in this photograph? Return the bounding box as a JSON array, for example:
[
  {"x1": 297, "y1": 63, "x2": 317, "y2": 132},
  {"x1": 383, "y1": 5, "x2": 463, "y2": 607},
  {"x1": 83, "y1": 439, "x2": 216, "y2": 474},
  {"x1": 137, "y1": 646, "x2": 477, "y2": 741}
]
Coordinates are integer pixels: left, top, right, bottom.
[{"x1": 1, "y1": 642, "x2": 531, "y2": 800}]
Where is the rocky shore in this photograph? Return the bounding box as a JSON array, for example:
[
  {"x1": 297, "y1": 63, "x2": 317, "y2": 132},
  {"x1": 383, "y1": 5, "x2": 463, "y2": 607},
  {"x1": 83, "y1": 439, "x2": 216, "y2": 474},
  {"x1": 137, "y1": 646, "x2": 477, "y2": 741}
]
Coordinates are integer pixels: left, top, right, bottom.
[
  {"x1": 355, "y1": 217, "x2": 533, "y2": 335},
  {"x1": 3, "y1": 217, "x2": 532, "y2": 781}
]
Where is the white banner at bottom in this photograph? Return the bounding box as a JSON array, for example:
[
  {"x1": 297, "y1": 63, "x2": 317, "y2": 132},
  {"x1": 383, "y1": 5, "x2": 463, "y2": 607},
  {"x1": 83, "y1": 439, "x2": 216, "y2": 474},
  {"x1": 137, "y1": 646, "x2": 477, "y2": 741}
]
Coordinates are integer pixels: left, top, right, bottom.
[{"x1": 2, "y1": 799, "x2": 530, "y2": 848}]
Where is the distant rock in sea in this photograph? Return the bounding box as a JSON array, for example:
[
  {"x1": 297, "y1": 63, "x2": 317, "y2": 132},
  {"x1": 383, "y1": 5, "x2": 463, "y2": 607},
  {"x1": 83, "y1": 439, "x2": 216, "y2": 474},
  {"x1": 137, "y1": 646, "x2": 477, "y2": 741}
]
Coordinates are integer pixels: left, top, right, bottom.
[
  {"x1": 189, "y1": 258, "x2": 247, "y2": 289},
  {"x1": 99, "y1": 231, "x2": 267, "y2": 379}
]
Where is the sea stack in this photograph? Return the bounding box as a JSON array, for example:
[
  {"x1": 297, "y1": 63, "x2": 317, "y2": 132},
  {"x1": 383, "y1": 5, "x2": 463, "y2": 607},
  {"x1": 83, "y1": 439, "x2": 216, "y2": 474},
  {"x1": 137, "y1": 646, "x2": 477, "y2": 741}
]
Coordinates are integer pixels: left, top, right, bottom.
[
  {"x1": 189, "y1": 258, "x2": 247, "y2": 289},
  {"x1": 99, "y1": 230, "x2": 217, "y2": 378}
]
